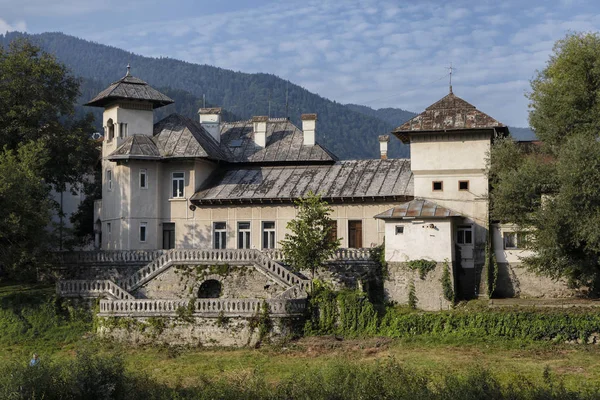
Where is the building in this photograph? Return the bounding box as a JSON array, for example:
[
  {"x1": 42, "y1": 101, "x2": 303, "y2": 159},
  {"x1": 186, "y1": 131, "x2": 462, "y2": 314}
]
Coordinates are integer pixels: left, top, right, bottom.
[
  {"x1": 88, "y1": 67, "x2": 412, "y2": 253},
  {"x1": 56, "y1": 68, "x2": 577, "y2": 346}
]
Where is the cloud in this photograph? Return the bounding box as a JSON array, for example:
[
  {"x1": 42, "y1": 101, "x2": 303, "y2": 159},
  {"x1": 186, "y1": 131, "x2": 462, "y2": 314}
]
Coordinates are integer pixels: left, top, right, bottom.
[
  {"x1": 0, "y1": 18, "x2": 26, "y2": 32},
  {"x1": 11, "y1": 0, "x2": 600, "y2": 127}
]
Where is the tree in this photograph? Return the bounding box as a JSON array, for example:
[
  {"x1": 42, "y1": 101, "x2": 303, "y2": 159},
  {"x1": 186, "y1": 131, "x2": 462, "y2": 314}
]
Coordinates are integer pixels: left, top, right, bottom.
[
  {"x1": 489, "y1": 32, "x2": 600, "y2": 290},
  {"x1": 0, "y1": 142, "x2": 54, "y2": 279},
  {"x1": 280, "y1": 191, "x2": 341, "y2": 278},
  {"x1": 0, "y1": 39, "x2": 97, "y2": 192},
  {"x1": 0, "y1": 39, "x2": 99, "y2": 277}
]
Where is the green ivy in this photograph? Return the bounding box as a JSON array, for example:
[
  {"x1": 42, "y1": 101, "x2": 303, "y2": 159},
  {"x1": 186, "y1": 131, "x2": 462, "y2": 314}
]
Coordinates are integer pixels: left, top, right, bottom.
[
  {"x1": 406, "y1": 259, "x2": 437, "y2": 280},
  {"x1": 304, "y1": 280, "x2": 378, "y2": 337},
  {"x1": 249, "y1": 301, "x2": 273, "y2": 343},
  {"x1": 440, "y1": 260, "x2": 455, "y2": 303},
  {"x1": 407, "y1": 279, "x2": 417, "y2": 309}
]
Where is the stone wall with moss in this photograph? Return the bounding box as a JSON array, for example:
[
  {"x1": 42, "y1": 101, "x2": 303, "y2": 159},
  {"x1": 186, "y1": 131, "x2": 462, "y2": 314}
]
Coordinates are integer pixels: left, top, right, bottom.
[
  {"x1": 384, "y1": 261, "x2": 455, "y2": 311},
  {"x1": 135, "y1": 264, "x2": 287, "y2": 300},
  {"x1": 95, "y1": 314, "x2": 303, "y2": 347}
]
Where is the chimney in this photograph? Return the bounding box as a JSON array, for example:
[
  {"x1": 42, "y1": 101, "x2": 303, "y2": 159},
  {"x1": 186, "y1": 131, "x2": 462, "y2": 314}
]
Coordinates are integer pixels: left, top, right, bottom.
[
  {"x1": 252, "y1": 116, "x2": 268, "y2": 147},
  {"x1": 301, "y1": 113, "x2": 317, "y2": 146},
  {"x1": 378, "y1": 135, "x2": 390, "y2": 160},
  {"x1": 198, "y1": 107, "x2": 222, "y2": 143}
]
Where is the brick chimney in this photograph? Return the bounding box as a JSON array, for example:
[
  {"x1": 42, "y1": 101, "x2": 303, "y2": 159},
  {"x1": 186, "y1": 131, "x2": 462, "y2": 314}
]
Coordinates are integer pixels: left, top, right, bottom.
[
  {"x1": 252, "y1": 116, "x2": 268, "y2": 148},
  {"x1": 301, "y1": 113, "x2": 317, "y2": 146},
  {"x1": 378, "y1": 135, "x2": 390, "y2": 160},
  {"x1": 198, "y1": 107, "x2": 222, "y2": 143}
]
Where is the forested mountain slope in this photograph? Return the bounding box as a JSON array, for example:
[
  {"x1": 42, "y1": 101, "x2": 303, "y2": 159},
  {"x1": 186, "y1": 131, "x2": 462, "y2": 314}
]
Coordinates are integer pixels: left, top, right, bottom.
[{"x1": 1, "y1": 32, "x2": 410, "y2": 159}]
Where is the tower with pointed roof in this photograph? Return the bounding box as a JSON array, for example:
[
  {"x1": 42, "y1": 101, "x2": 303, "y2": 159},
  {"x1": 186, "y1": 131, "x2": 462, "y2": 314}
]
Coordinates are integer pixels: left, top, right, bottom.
[
  {"x1": 392, "y1": 90, "x2": 508, "y2": 298},
  {"x1": 86, "y1": 66, "x2": 174, "y2": 249}
]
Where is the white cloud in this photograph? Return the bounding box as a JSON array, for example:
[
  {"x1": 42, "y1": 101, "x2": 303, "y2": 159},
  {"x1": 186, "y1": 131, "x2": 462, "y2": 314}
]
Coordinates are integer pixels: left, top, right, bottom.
[{"x1": 0, "y1": 18, "x2": 26, "y2": 32}]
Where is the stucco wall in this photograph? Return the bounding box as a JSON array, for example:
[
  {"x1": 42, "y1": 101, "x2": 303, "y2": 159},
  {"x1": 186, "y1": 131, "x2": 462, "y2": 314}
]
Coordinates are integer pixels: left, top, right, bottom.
[
  {"x1": 136, "y1": 264, "x2": 286, "y2": 300},
  {"x1": 384, "y1": 219, "x2": 454, "y2": 263},
  {"x1": 384, "y1": 262, "x2": 455, "y2": 311}
]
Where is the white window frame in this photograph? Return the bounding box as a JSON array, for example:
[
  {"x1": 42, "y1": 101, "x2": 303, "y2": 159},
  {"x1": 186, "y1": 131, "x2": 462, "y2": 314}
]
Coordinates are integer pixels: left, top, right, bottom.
[
  {"x1": 395, "y1": 225, "x2": 404, "y2": 235},
  {"x1": 172, "y1": 172, "x2": 185, "y2": 198},
  {"x1": 457, "y1": 225, "x2": 473, "y2": 245},
  {"x1": 107, "y1": 170, "x2": 112, "y2": 191},
  {"x1": 140, "y1": 168, "x2": 148, "y2": 189},
  {"x1": 237, "y1": 221, "x2": 251, "y2": 249},
  {"x1": 213, "y1": 222, "x2": 227, "y2": 249},
  {"x1": 139, "y1": 222, "x2": 147, "y2": 243},
  {"x1": 262, "y1": 221, "x2": 276, "y2": 249},
  {"x1": 503, "y1": 232, "x2": 528, "y2": 250}
]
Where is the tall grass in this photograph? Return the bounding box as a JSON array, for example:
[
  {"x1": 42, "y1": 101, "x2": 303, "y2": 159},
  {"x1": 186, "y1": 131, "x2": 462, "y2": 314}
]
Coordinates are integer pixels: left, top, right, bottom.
[{"x1": 0, "y1": 351, "x2": 598, "y2": 399}]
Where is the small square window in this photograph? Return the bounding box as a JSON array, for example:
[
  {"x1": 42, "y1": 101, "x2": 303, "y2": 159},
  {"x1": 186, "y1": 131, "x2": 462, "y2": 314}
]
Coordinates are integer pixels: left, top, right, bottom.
[
  {"x1": 459, "y1": 181, "x2": 469, "y2": 191},
  {"x1": 432, "y1": 181, "x2": 443, "y2": 191},
  {"x1": 395, "y1": 225, "x2": 404, "y2": 235}
]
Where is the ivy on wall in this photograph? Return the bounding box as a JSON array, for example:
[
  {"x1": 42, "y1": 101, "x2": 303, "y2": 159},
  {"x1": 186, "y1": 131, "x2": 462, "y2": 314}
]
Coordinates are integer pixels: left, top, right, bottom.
[{"x1": 406, "y1": 259, "x2": 437, "y2": 280}]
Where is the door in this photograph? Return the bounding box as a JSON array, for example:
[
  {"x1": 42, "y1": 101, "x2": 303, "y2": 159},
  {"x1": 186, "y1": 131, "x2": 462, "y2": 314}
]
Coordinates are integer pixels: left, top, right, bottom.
[
  {"x1": 348, "y1": 220, "x2": 363, "y2": 248},
  {"x1": 162, "y1": 223, "x2": 175, "y2": 249}
]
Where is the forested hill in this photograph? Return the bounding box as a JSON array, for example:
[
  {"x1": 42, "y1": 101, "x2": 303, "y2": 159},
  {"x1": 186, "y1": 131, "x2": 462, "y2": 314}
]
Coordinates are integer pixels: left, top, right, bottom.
[{"x1": 0, "y1": 31, "x2": 412, "y2": 159}]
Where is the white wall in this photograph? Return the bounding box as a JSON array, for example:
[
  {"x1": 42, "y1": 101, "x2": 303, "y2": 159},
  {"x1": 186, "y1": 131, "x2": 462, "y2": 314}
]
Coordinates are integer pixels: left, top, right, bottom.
[
  {"x1": 491, "y1": 224, "x2": 534, "y2": 264},
  {"x1": 384, "y1": 219, "x2": 454, "y2": 263}
]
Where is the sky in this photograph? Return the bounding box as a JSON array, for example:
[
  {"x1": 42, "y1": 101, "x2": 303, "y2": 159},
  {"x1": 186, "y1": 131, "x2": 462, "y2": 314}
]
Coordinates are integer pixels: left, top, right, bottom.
[{"x1": 1, "y1": 0, "x2": 600, "y2": 127}]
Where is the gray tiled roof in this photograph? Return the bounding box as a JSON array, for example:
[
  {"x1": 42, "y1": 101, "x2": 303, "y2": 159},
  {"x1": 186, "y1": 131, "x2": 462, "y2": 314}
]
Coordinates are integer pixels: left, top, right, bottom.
[
  {"x1": 374, "y1": 199, "x2": 461, "y2": 219},
  {"x1": 393, "y1": 92, "x2": 508, "y2": 143},
  {"x1": 220, "y1": 119, "x2": 337, "y2": 163},
  {"x1": 190, "y1": 159, "x2": 413, "y2": 204},
  {"x1": 108, "y1": 114, "x2": 230, "y2": 161},
  {"x1": 85, "y1": 74, "x2": 174, "y2": 109}
]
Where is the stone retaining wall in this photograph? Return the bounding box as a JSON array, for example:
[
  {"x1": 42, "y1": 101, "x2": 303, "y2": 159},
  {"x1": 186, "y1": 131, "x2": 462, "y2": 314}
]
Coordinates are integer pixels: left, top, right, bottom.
[{"x1": 495, "y1": 263, "x2": 579, "y2": 298}]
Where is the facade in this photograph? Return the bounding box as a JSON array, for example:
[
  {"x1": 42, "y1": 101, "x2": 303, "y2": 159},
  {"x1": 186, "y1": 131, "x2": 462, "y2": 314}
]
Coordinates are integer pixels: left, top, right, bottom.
[
  {"x1": 55, "y1": 69, "x2": 577, "y2": 346},
  {"x1": 88, "y1": 68, "x2": 413, "y2": 254}
]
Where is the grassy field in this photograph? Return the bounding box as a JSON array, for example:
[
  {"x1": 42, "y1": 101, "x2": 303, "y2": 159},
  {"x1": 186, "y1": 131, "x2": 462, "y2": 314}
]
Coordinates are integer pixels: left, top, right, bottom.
[{"x1": 2, "y1": 282, "x2": 600, "y2": 393}]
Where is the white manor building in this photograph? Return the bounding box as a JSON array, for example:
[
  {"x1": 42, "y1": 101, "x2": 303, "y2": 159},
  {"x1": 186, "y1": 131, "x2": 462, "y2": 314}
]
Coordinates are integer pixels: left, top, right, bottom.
[{"x1": 81, "y1": 68, "x2": 571, "y2": 304}]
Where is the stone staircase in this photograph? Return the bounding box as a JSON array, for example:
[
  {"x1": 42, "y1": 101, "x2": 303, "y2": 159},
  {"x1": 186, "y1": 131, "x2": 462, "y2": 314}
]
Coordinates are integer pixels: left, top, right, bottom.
[{"x1": 57, "y1": 249, "x2": 311, "y2": 300}]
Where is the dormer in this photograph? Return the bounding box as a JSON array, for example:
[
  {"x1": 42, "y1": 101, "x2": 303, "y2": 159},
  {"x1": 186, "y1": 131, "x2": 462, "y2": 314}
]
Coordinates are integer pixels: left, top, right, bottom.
[{"x1": 85, "y1": 65, "x2": 174, "y2": 157}]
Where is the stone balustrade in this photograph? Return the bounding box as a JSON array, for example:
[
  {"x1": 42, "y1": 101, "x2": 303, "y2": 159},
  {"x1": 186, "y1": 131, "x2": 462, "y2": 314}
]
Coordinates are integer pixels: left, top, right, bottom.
[
  {"x1": 123, "y1": 248, "x2": 311, "y2": 293},
  {"x1": 98, "y1": 297, "x2": 306, "y2": 317},
  {"x1": 57, "y1": 250, "x2": 166, "y2": 265},
  {"x1": 262, "y1": 248, "x2": 376, "y2": 262},
  {"x1": 57, "y1": 280, "x2": 133, "y2": 300}
]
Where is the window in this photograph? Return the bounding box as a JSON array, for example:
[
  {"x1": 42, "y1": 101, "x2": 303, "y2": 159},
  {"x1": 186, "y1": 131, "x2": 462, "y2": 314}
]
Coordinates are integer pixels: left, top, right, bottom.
[
  {"x1": 107, "y1": 222, "x2": 111, "y2": 234},
  {"x1": 139, "y1": 222, "x2": 147, "y2": 242},
  {"x1": 107, "y1": 119, "x2": 114, "y2": 141},
  {"x1": 213, "y1": 222, "x2": 227, "y2": 249},
  {"x1": 172, "y1": 172, "x2": 185, "y2": 198},
  {"x1": 504, "y1": 232, "x2": 529, "y2": 249},
  {"x1": 140, "y1": 169, "x2": 147, "y2": 189},
  {"x1": 262, "y1": 221, "x2": 276, "y2": 249},
  {"x1": 432, "y1": 181, "x2": 443, "y2": 191},
  {"x1": 237, "y1": 222, "x2": 251, "y2": 249},
  {"x1": 459, "y1": 180, "x2": 469, "y2": 191},
  {"x1": 348, "y1": 220, "x2": 363, "y2": 248},
  {"x1": 395, "y1": 225, "x2": 404, "y2": 235},
  {"x1": 457, "y1": 225, "x2": 473, "y2": 245},
  {"x1": 107, "y1": 170, "x2": 112, "y2": 191},
  {"x1": 326, "y1": 220, "x2": 338, "y2": 244},
  {"x1": 119, "y1": 123, "x2": 128, "y2": 138}
]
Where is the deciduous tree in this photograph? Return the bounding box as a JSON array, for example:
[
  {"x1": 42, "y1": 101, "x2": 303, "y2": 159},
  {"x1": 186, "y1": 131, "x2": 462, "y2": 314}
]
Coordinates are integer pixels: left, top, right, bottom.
[{"x1": 280, "y1": 191, "x2": 340, "y2": 278}]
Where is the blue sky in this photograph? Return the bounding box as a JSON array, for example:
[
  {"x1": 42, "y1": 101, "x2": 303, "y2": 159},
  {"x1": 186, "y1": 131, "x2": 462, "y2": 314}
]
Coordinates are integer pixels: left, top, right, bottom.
[{"x1": 1, "y1": 0, "x2": 600, "y2": 127}]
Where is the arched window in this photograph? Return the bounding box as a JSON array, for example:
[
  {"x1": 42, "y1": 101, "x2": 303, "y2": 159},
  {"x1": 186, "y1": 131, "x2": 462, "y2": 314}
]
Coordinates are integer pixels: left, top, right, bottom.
[
  {"x1": 107, "y1": 119, "x2": 115, "y2": 141},
  {"x1": 198, "y1": 279, "x2": 222, "y2": 298}
]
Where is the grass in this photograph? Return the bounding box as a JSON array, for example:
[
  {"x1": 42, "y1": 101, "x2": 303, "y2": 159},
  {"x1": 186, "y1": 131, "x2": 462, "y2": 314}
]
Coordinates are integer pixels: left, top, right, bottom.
[{"x1": 2, "y1": 282, "x2": 600, "y2": 393}]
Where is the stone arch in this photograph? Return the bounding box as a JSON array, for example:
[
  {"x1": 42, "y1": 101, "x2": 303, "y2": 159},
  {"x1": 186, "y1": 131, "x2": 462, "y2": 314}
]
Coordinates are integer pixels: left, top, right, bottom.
[{"x1": 198, "y1": 279, "x2": 222, "y2": 298}]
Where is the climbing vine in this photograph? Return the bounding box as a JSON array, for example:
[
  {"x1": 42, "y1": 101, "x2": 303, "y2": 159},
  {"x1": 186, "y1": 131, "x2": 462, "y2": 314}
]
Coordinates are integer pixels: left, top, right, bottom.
[
  {"x1": 370, "y1": 242, "x2": 388, "y2": 279},
  {"x1": 440, "y1": 259, "x2": 455, "y2": 303},
  {"x1": 249, "y1": 300, "x2": 272, "y2": 343},
  {"x1": 485, "y1": 242, "x2": 499, "y2": 298},
  {"x1": 406, "y1": 259, "x2": 437, "y2": 279},
  {"x1": 304, "y1": 280, "x2": 378, "y2": 337},
  {"x1": 407, "y1": 279, "x2": 417, "y2": 309}
]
